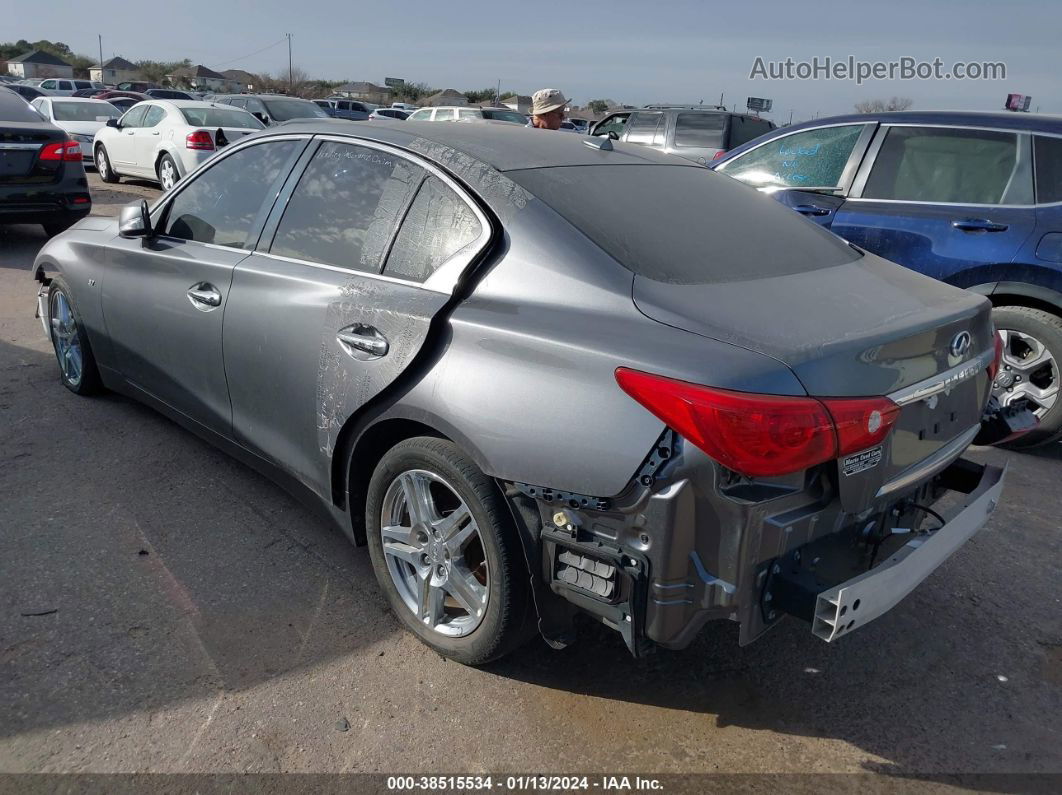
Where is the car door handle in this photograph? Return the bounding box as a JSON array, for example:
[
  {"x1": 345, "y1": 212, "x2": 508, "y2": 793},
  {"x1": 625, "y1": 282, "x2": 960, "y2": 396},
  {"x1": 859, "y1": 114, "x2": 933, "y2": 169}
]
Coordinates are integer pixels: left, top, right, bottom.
[
  {"x1": 187, "y1": 283, "x2": 222, "y2": 308},
  {"x1": 337, "y1": 325, "x2": 389, "y2": 359},
  {"x1": 151, "y1": 130, "x2": 160, "y2": 135},
  {"x1": 793, "y1": 204, "x2": 832, "y2": 216},
  {"x1": 952, "y1": 218, "x2": 1009, "y2": 232}
]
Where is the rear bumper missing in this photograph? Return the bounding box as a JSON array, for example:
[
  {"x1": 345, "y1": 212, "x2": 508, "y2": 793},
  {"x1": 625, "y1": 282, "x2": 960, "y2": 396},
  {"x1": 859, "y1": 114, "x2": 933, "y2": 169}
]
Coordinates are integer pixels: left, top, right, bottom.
[{"x1": 809, "y1": 461, "x2": 1004, "y2": 641}]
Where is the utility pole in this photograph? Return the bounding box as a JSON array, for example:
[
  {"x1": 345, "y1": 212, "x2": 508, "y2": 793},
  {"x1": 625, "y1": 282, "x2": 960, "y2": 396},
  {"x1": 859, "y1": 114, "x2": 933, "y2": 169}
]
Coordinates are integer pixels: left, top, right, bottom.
[
  {"x1": 496, "y1": 78, "x2": 501, "y2": 105},
  {"x1": 719, "y1": 91, "x2": 724, "y2": 108},
  {"x1": 286, "y1": 33, "x2": 293, "y2": 94},
  {"x1": 788, "y1": 109, "x2": 793, "y2": 125},
  {"x1": 98, "y1": 34, "x2": 103, "y2": 80}
]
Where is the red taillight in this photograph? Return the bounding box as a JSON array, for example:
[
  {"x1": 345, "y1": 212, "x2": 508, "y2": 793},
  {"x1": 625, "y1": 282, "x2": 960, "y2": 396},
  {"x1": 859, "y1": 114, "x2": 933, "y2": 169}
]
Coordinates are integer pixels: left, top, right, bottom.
[
  {"x1": 615, "y1": 369, "x2": 900, "y2": 478},
  {"x1": 186, "y1": 130, "x2": 214, "y2": 150},
  {"x1": 711, "y1": 150, "x2": 727, "y2": 161},
  {"x1": 820, "y1": 396, "x2": 900, "y2": 456},
  {"x1": 986, "y1": 332, "x2": 1004, "y2": 383},
  {"x1": 39, "y1": 140, "x2": 81, "y2": 162}
]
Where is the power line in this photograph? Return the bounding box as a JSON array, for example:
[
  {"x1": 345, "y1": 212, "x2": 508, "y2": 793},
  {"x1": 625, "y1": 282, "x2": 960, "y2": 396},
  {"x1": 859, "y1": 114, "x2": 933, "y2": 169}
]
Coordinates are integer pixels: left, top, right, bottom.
[{"x1": 212, "y1": 37, "x2": 286, "y2": 69}]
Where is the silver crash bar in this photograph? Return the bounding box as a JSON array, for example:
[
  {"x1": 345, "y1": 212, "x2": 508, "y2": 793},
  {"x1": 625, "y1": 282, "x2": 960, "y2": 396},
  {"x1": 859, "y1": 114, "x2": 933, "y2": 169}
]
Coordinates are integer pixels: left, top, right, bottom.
[{"x1": 812, "y1": 462, "x2": 1006, "y2": 642}]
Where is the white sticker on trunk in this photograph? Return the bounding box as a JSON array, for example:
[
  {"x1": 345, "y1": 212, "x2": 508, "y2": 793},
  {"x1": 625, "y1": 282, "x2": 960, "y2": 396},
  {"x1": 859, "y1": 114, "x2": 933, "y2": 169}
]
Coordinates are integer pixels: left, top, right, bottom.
[{"x1": 843, "y1": 446, "x2": 883, "y2": 477}]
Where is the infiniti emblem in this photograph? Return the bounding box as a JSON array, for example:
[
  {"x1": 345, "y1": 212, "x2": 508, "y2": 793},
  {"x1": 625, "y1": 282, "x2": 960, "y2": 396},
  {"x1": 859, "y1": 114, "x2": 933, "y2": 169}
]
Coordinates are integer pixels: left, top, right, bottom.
[{"x1": 949, "y1": 331, "x2": 972, "y2": 358}]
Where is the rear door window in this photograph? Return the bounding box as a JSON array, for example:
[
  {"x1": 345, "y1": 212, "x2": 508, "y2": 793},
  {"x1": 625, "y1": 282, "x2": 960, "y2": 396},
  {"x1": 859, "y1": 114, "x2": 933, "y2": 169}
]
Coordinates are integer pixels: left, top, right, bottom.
[
  {"x1": 1035, "y1": 135, "x2": 1062, "y2": 204},
  {"x1": 270, "y1": 141, "x2": 424, "y2": 272},
  {"x1": 862, "y1": 126, "x2": 1032, "y2": 204},
  {"x1": 160, "y1": 140, "x2": 300, "y2": 248},
  {"x1": 674, "y1": 113, "x2": 727, "y2": 149},
  {"x1": 384, "y1": 176, "x2": 483, "y2": 283},
  {"x1": 625, "y1": 112, "x2": 663, "y2": 146},
  {"x1": 717, "y1": 124, "x2": 866, "y2": 189},
  {"x1": 435, "y1": 108, "x2": 456, "y2": 121},
  {"x1": 119, "y1": 104, "x2": 148, "y2": 128},
  {"x1": 142, "y1": 105, "x2": 166, "y2": 127},
  {"x1": 408, "y1": 109, "x2": 432, "y2": 121}
]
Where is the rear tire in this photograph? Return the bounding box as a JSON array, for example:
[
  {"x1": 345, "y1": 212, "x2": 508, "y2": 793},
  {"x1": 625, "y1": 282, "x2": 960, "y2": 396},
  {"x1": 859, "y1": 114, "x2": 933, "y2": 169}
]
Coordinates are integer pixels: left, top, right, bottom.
[
  {"x1": 365, "y1": 437, "x2": 531, "y2": 665},
  {"x1": 47, "y1": 277, "x2": 103, "y2": 396},
  {"x1": 157, "y1": 154, "x2": 179, "y2": 191},
  {"x1": 991, "y1": 305, "x2": 1062, "y2": 449},
  {"x1": 95, "y1": 145, "x2": 119, "y2": 183}
]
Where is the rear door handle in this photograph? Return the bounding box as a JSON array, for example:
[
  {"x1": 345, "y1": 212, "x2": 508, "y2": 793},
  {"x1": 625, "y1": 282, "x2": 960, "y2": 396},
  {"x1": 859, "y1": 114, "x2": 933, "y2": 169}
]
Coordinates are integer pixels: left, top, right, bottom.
[
  {"x1": 952, "y1": 218, "x2": 1008, "y2": 232},
  {"x1": 337, "y1": 325, "x2": 389, "y2": 359},
  {"x1": 793, "y1": 204, "x2": 832, "y2": 216},
  {"x1": 187, "y1": 283, "x2": 222, "y2": 309}
]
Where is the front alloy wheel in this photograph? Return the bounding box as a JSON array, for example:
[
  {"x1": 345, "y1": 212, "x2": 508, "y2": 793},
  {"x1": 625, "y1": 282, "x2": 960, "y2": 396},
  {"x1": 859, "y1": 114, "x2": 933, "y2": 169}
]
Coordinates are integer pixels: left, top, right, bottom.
[
  {"x1": 50, "y1": 290, "x2": 83, "y2": 387},
  {"x1": 380, "y1": 469, "x2": 489, "y2": 636}
]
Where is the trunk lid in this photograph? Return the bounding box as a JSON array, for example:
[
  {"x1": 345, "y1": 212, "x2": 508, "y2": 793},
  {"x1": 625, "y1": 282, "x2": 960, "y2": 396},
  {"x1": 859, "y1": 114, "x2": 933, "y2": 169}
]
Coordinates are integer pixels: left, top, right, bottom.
[
  {"x1": 633, "y1": 253, "x2": 994, "y2": 503},
  {"x1": 0, "y1": 121, "x2": 65, "y2": 184}
]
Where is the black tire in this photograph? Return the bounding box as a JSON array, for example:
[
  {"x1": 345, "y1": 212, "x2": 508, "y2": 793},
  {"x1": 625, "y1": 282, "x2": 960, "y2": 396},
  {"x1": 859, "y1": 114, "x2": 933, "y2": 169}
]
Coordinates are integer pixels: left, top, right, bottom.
[
  {"x1": 47, "y1": 277, "x2": 103, "y2": 396},
  {"x1": 365, "y1": 436, "x2": 531, "y2": 665},
  {"x1": 95, "y1": 144, "x2": 119, "y2": 183},
  {"x1": 156, "y1": 154, "x2": 179, "y2": 191},
  {"x1": 991, "y1": 305, "x2": 1062, "y2": 449}
]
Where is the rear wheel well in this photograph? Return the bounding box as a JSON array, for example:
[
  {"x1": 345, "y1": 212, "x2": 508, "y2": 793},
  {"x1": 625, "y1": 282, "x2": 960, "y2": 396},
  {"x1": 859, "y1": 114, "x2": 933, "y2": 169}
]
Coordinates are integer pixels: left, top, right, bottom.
[
  {"x1": 155, "y1": 149, "x2": 175, "y2": 175},
  {"x1": 341, "y1": 418, "x2": 448, "y2": 545},
  {"x1": 989, "y1": 292, "x2": 1062, "y2": 318}
]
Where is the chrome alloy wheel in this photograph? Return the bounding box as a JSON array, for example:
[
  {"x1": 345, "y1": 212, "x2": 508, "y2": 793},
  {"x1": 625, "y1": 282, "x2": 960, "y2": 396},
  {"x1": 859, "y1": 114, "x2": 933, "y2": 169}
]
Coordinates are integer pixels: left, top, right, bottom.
[
  {"x1": 159, "y1": 158, "x2": 177, "y2": 190},
  {"x1": 380, "y1": 469, "x2": 489, "y2": 637},
  {"x1": 992, "y1": 329, "x2": 1059, "y2": 418},
  {"x1": 50, "y1": 291, "x2": 82, "y2": 387},
  {"x1": 95, "y1": 147, "x2": 108, "y2": 179}
]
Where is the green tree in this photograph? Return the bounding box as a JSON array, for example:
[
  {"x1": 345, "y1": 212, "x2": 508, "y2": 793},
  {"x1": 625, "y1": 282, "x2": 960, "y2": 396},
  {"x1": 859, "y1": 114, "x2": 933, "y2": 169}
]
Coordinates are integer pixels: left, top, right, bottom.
[
  {"x1": 463, "y1": 87, "x2": 497, "y2": 104},
  {"x1": 587, "y1": 99, "x2": 610, "y2": 114}
]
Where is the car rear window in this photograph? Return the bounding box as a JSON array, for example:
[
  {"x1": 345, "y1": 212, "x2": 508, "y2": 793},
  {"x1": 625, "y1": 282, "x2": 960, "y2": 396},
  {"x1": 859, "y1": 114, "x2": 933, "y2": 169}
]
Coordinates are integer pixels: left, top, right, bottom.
[
  {"x1": 180, "y1": 108, "x2": 264, "y2": 129},
  {"x1": 674, "y1": 113, "x2": 726, "y2": 148},
  {"x1": 52, "y1": 101, "x2": 120, "y2": 121},
  {"x1": 508, "y1": 165, "x2": 859, "y2": 284},
  {"x1": 263, "y1": 99, "x2": 329, "y2": 121}
]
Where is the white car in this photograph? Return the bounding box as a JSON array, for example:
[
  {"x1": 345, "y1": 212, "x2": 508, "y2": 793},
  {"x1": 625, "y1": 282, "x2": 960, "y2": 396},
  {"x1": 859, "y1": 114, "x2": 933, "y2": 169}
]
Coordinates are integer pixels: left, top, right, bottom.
[
  {"x1": 36, "y1": 78, "x2": 106, "y2": 96},
  {"x1": 30, "y1": 97, "x2": 121, "y2": 165},
  {"x1": 92, "y1": 100, "x2": 264, "y2": 190},
  {"x1": 406, "y1": 106, "x2": 528, "y2": 124}
]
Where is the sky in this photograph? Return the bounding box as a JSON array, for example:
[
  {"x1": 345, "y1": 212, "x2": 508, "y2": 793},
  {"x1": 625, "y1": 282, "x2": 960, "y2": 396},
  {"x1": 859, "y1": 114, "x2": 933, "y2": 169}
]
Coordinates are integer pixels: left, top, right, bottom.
[{"x1": 5, "y1": 0, "x2": 1061, "y2": 121}]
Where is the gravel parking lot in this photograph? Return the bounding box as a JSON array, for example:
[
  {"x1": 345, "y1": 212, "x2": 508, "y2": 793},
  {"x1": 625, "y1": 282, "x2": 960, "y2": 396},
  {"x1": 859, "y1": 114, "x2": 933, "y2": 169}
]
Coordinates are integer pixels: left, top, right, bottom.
[{"x1": 0, "y1": 176, "x2": 1060, "y2": 779}]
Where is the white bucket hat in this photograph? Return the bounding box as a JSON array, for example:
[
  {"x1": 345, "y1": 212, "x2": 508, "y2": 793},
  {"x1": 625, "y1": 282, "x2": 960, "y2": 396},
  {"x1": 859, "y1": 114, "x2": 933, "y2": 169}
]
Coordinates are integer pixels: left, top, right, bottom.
[{"x1": 532, "y1": 88, "x2": 568, "y2": 115}]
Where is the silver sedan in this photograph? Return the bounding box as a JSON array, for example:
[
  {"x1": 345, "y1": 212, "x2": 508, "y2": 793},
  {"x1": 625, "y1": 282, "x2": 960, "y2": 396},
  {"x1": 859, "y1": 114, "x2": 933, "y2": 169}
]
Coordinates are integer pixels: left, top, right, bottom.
[{"x1": 33, "y1": 122, "x2": 1020, "y2": 664}]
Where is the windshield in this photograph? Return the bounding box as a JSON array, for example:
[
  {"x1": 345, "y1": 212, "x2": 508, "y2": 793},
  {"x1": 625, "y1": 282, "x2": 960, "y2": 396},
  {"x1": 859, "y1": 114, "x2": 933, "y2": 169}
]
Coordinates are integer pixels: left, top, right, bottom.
[
  {"x1": 52, "y1": 101, "x2": 120, "y2": 122},
  {"x1": 263, "y1": 99, "x2": 329, "y2": 121},
  {"x1": 180, "y1": 108, "x2": 265, "y2": 129},
  {"x1": 509, "y1": 165, "x2": 859, "y2": 284},
  {"x1": 482, "y1": 109, "x2": 527, "y2": 124}
]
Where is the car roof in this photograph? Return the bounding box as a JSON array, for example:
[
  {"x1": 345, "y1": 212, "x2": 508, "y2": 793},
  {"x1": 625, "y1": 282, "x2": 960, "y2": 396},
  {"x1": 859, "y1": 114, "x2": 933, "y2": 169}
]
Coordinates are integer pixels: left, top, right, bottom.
[
  {"x1": 268, "y1": 118, "x2": 698, "y2": 172},
  {"x1": 777, "y1": 110, "x2": 1062, "y2": 135}
]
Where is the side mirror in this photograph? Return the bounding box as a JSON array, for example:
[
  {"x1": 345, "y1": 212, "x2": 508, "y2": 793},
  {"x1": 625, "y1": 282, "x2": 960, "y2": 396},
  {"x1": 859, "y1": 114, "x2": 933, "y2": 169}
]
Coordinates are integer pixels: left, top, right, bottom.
[
  {"x1": 118, "y1": 199, "x2": 152, "y2": 239},
  {"x1": 106, "y1": 118, "x2": 119, "y2": 128}
]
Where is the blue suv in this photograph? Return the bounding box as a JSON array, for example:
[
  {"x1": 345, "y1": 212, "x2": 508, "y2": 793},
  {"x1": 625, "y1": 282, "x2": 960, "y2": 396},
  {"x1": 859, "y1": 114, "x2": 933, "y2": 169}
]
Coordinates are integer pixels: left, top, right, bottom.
[{"x1": 713, "y1": 111, "x2": 1062, "y2": 448}]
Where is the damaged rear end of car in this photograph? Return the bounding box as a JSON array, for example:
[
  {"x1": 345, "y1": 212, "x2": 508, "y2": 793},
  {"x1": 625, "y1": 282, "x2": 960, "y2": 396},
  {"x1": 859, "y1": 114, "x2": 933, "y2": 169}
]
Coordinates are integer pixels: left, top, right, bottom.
[{"x1": 488, "y1": 161, "x2": 1031, "y2": 655}]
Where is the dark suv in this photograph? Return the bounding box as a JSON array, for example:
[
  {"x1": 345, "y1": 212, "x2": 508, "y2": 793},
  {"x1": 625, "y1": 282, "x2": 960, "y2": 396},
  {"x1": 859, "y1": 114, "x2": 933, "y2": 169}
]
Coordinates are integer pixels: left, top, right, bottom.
[
  {"x1": 591, "y1": 106, "x2": 775, "y2": 164},
  {"x1": 0, "y1": 89, "x2": 90, "y2": 236},
  {"x1": 712, "y1": 111, "x2": 1062, "y2": 447}
]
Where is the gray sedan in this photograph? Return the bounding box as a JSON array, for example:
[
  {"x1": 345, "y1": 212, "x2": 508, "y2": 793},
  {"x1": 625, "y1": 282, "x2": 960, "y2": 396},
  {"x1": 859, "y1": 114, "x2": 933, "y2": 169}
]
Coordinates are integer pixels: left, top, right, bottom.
[{"x1": 32, "y1": 121, "x2": 1025, "y2": 664}]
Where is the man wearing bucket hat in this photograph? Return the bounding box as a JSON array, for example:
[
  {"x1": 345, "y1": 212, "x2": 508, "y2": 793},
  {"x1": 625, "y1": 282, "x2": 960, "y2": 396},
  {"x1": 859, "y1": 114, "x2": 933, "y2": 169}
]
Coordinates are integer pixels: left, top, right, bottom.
[{"x1": 528, "y1": 88, "x2": 569, "y2": 130}]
